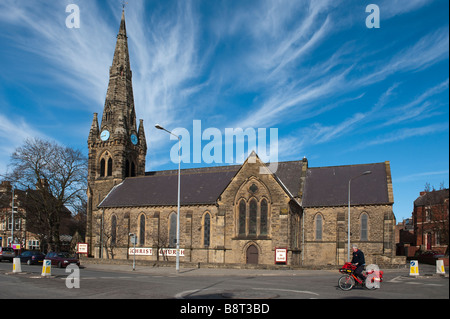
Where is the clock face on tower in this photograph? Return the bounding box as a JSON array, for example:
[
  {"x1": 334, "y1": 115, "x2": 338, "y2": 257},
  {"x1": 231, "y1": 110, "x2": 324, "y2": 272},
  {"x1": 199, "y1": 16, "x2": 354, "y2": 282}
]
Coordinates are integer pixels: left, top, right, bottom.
[
  {"x1": 100, "y1": 130, "x2": 110, "y2": 141},
  {"x1": 130, "y1": 134, "x2": 138, "y2": 145}
]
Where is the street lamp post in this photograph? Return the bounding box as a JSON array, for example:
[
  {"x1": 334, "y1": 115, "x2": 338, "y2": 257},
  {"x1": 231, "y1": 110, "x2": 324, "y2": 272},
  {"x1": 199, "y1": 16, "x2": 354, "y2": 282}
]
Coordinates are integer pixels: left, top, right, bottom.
[
  {"x1": 155, "y1": 124, "x2": 181, "y2": 272},
  {"x1": 347, "y1": 170, "x2": 372, "y2": 262}
]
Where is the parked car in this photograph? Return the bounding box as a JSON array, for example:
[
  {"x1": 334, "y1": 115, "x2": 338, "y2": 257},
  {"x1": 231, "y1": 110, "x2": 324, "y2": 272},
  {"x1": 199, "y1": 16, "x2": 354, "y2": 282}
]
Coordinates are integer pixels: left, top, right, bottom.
[
  {"x1": 0, "y1": 247, "x2": 16, "y2": 262},
  {"x1": 17, "y1": 250, "x2": 46, "y2": 265},
  {"x1": 414, "y1": 250, "x2": 445, "y2": 265},
  {"x1": 45, "y1": 252, "x2": 80, "y2": 268}
]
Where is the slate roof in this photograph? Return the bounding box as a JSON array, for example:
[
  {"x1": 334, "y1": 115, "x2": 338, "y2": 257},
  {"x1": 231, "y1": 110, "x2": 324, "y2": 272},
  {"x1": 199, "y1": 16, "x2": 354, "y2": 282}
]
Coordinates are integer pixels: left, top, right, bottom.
[
  {"x1": 302, "y1": 162, "x2": 390, "y2": 207},
  {"x1": 98, "y1": 160, "x2": 392, "y2": 208},
  {"x1": 270, "y1": 160, "x2": 305, "y2": 198},
  {"x1": 414, "y1": 189, "x2": 449, "y2": 207},
  {"x1": 99, "y1": 166, "x2": 240, "y2": 207}
]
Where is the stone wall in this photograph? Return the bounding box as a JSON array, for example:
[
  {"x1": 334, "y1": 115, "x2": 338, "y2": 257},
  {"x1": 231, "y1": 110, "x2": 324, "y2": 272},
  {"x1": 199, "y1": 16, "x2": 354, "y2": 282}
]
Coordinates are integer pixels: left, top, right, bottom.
[{"x1": 302, "y1": 205, "x2": 396, "y2": 265}]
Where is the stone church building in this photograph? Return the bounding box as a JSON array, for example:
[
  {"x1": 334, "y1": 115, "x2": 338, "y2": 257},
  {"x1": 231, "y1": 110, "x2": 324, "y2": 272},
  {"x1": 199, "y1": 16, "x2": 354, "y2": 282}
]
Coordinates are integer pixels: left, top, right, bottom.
[{"x1": 86, "y1": 11, "x2": 397, "y2": 266}]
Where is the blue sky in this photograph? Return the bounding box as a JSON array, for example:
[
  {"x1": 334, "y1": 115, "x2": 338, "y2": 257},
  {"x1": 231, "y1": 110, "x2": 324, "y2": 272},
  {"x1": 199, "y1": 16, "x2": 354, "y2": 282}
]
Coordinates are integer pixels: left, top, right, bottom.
[{"x1": 0, "y1": 0, "x2": 448, "y2": 222}]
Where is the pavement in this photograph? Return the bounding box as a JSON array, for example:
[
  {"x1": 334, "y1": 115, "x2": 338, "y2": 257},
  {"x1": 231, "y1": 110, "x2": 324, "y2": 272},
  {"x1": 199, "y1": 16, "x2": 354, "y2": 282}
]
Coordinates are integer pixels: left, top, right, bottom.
[{"x1": 79, "y1": 260, "x2": 448, "y2": 278}]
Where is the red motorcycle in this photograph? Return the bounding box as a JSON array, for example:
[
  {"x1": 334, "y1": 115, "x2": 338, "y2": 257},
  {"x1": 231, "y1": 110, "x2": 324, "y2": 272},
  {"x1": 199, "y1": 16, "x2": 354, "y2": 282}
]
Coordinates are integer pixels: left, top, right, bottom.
[{"x1": 338, "y1": 262, "x2": 383, "y2": 291}]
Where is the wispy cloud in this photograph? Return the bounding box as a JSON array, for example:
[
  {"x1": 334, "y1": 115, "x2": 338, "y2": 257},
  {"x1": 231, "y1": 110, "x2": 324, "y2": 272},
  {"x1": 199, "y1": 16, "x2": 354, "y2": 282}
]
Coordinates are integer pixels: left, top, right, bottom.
[
  {"x1": 0, "y1": 0, "x2": 447, "y2": 175},
  {"x1": 357, "y1": 28, "x2": 448, "y2": 87},
  {"x1": 380, "y1": 0, "x2": 434, "y2": 19},
  {"x1": 380, "y1": 79, "x2": 449, "y2": 127},
  {"x1": 0, "y1": 1, "x2": 115, "y2": 106},
  {"x1": 0, "y1": 1, "x2": 204, "y2": 171},
  {"x1": 0, "y1": 113, "x2": 48, "y2": 173},
  {"x1": 395, "y1": 169, "x2": 450, "y2": 183},
  {"x1": 218, "y1": 4, "x2": 448, "y2": 134},
  {"x1": 366, "y1": 123, "x2": 449, "y2": 147},
  {"x1": 127, "y1": 0, "x2": 201, "y2": 130}
]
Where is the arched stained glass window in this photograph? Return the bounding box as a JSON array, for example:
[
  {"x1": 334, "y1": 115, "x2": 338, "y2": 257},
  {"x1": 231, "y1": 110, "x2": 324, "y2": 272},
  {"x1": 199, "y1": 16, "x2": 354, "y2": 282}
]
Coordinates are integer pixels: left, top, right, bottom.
[
  {"x1": 139, "y1": 214, "x2": 145, "y2": 246},
  {"x1": 239, "y1": 200, "x2": 246, "y2": 236},
  {"x1": 315, "y1": 214, "x2": 322, "y2": 240},
  {"x1": 361, "y1": 213, "x2": 368, "y2": 241},
  {"x1": 203, "y1": 213, "x2": 211, "y2": 247},
  {"x1": 169, "y1": 212, "x2": 177, "y2": 248},
  {"x1": 111, "y1": 215, "x2": 117, "y2": 246},
  {"x1": 249, "y1": 199, "x2": 257, "y2": 235},
  {"x1": 260, "y1": 199, "x2": 268, "y2": 235}
]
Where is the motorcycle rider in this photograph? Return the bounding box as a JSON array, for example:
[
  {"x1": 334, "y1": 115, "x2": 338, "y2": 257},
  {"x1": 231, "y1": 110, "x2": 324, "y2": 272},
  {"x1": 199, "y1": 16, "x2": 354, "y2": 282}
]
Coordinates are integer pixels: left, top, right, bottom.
[{"x1": 351, "y1": 244, "x2": 366, "y2": 281}]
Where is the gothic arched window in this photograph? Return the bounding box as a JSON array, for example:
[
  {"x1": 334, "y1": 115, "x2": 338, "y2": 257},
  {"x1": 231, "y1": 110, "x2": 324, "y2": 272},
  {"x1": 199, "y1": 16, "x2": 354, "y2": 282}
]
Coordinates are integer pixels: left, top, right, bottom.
[
  {"x1": 203, "y1": 212, "x2": 211, "y2": 247},
  {"x1": 260, "y1": 199, "x2": 268, "y2": 235},
  {"x1": 249, "y1": 199, "x2": 257, "y2": 235},
  {"x1": 169, "y1": 212, "x2": 177, "y2": 248},
  {"x1": 238, "y1": 200, "x2": 246, "y2": 236},
  {"x1": 360, "y1": 213, "x2": 368, "y2": 241},
  {"x1": 107, "y1": 158, "x2": 113, "y2": 176},
  {"x1": 111, "y1": 215, "x2": 117, "y2": 246},
  {"x1": 100, "y1": 159, "x2": 106, "y2": 177},
  {"x1": 139, "y1": 214, "x2": 145, "y2": 246},
  {"x1": 315, "y1": 214, "x2": 323, "y2": 240}
]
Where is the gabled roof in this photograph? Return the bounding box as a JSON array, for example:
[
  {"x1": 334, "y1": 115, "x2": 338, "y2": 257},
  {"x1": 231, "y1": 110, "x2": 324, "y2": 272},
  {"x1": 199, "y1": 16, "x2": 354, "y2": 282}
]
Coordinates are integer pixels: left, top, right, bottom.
[
  {"x1": 98, "y1": 158, "x2": 306, "y2": 208},
  {"x1": 98, "y1": 166, "x2": 240, "y2": 207},
  {"x1": 98, "y1": 159, "x2": 392, "y2": 209},
  {"x1": 302, "y1": 162, "x2": 392, "y2": 207}
]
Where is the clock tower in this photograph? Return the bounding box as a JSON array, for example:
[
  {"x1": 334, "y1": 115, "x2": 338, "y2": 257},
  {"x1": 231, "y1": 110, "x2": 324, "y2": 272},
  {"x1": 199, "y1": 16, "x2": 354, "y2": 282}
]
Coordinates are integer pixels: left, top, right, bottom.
[{"x1": 86, "y1": 10, "x2": 147, "y2": 256}]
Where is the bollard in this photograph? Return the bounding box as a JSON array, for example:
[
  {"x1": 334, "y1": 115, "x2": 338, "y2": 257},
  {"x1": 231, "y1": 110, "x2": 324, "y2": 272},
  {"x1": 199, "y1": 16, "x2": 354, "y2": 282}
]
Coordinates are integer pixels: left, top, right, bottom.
[
  {"x1": 436, "y1": 260, "x2": 446, "y2": 274},
  {"x1": 41, "y1": 259, "x2": 52, "y2": 277},
  {"x1": 13, "y1": 257, "x2": 22, "y2": 273},
  {"x1": 409, "y1": 260, "x2": 419, "y2": 276}
]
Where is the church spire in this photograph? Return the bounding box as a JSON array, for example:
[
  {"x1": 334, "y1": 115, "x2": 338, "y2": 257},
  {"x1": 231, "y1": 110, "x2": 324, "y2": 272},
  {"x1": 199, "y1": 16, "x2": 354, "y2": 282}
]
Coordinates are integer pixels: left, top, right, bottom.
[
  {"x1": 88, "y1": 112, "x2": 99, "y2": 143},
  {"x1": 111, "y1": 10, "x2": 130, "y2": 75},
  {"x1": 86, "y1": 6, "x2": 146, "y2": 258},
  {"x1": 101, "y1": 8, "x2": 136, "y2": 138}
]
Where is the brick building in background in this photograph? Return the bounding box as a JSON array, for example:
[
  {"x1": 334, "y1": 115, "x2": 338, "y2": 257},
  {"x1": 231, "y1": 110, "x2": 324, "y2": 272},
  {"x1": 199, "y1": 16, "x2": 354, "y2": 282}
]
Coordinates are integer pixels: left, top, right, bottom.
[
  {"x1": 413, "y1": 189, "x2": 449, "y2": 254},
  {"x1": 0, "y1": 181, "x2": 40, "y2": 250}
]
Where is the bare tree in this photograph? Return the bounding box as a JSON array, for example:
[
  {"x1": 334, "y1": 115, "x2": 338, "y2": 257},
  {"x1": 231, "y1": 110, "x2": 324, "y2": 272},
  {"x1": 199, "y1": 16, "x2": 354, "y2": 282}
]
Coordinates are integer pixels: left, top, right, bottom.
[
  {"x1": 151, "y1": 214, "x2": 169, "y2": 261},
  {"x1": 3, "y1": 138, "x2": 87, "y2": 251},
  {"x1": 94, "y1": 214, "x2": 128, "y2": 259}
]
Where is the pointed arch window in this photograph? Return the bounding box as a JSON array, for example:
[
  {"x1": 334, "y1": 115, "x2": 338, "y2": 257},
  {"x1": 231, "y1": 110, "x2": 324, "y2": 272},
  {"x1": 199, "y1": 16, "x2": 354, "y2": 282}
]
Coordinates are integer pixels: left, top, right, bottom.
[
  {"x1": 107, "y1": 158, "x2": 113, "y2": 176},
  {"x1": 203, "y1": 213, "x2": 211, "y2": 247},
  {"x1": 169, "y1": 212, "x2": 177, "y2": 248},
  {"x1": 361, "y1": 213, "x2": 368, "y2": 241},
  {"x1": 260, "y1": 199, "x2": 268, "y2": 235},
  {"x1": 111, "y1": 215, "x2": 117, "y2": 246},
  {"x1": 125, "y1": 159, "x2": 136, "y2": 178},
  {"x1": 100, "y1": 159, "x2": 106, "y2": 177},
  {"x1": 315, "y1": 214, "x2": 323, "y2": 240},
  {"x1": 238, "y1": 200, "x2": 246, "y2": 236},
  {"x1": 249, "y1": 199, "x2": 257, "y2": 235},
  {"x1": 139, "y1": 214, "x2": 145, "y2": 246}
]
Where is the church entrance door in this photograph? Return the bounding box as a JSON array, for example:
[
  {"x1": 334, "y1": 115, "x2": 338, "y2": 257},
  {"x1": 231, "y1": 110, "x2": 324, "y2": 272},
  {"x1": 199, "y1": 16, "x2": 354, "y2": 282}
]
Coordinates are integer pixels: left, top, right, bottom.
[{"x1": 246, "y1": 245, "x2": 258, "y2": 264}]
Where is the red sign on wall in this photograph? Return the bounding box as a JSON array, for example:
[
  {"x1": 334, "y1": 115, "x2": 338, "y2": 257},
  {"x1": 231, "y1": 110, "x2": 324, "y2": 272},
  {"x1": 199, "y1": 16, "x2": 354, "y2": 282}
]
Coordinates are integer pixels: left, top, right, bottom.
[
  {"x1": 275, "y1": 247, "x2": 287, "y2": 264},
  {"x1": 77, "y1": 243, "x2": 89, "y2": 255}
]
